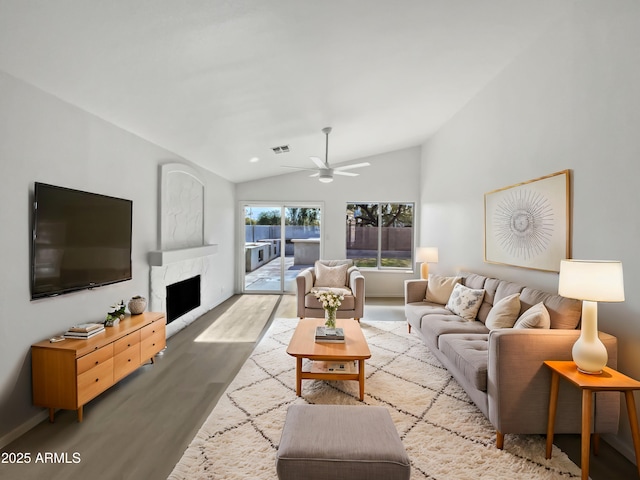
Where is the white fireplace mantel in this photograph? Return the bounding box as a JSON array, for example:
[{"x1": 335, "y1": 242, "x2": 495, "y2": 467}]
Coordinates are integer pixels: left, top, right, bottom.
[{"x1": 148, "y1": 244, "x2": 218, "y2": 267}]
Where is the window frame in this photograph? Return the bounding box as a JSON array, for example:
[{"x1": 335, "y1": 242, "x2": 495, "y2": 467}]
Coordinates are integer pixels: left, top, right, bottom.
[{"x1": 346, "y1": 202, "x2": 415, "y2": 271}]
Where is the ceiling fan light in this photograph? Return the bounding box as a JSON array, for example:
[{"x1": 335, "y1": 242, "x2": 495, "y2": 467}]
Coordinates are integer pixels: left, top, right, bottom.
[{"x1": 318, "y1": 173, "x2": 333, "y2": 183}]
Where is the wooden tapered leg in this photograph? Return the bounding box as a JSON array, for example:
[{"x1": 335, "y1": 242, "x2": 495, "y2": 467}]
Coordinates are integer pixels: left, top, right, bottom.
[
  {"x1": 48, "y1": 408, "x2": 55, "y2": 423},
  {"x1": 580, "y1": 389, "x2": 592, "y2": 480},
  {"x1": 77, "y1": 406, "x2": 84, "y2": 423},
  {"x1": 624, "y1": 390, "x2": 640, "y2": 478},
  {"x1": 407, "y1": 323, "x2": 411, "y2": 333},
  {"x1": 496, "y1": 431, "x2": 504, "y2": 450},
  {"x1": 295, "y1": 357, "x2": 302, "y2": 397},
  {"x1": 546, "y1": 371, "x2": 560, "y2": 459},
  {"x1": 358, "y1": 359, "x2": 365, "y2": 401}
]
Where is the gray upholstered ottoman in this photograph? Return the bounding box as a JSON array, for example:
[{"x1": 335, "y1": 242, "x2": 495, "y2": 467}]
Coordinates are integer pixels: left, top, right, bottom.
[{"x1": 276, "y1": 404, "x2": 411, "y2": 480}]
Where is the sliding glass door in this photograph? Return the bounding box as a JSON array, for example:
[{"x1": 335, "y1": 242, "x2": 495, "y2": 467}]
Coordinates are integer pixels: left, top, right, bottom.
[{"x1": 243, "y1": 204, "x2": 322, "y2": 293}]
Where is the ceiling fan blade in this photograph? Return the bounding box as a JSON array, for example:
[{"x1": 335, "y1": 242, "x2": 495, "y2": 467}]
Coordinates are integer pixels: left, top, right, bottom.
[
  {"x1": 310, "y1": 156, "x2": 328, "y2": 169},
  {"x1": 334, "y1": 171, "x2": 359, "y2": 177},
  {"x1": 334, "y1": 162, "x2": 371, "y2": 171},
  {"x1": 309, "y1": 172, "x2": 320, "y2": 177},
  {"x1": 281, "y1": 165, "x2": 319, "y2": 171}
]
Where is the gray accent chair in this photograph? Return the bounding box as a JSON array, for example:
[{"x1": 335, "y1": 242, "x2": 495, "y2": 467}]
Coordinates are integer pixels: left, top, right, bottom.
[{"x1": 296, "y1": 259, "x2": 365, "y2": 321}]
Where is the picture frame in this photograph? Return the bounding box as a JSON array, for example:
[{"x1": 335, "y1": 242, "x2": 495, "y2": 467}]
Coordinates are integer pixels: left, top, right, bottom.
[{"x1": 484, "y1": 170, "x2": 571, "y2": 272}]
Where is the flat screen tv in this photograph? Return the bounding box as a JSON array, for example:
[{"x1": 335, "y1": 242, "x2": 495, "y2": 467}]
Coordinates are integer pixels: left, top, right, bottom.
[{"x1": 31, "y1": 182, "x2": 132, "y2": 299}]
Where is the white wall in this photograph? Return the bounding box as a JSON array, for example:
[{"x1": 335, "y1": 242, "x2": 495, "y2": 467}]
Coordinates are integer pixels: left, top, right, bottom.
[
  {"x1": 236, "y1": 147, "x2": 422, "y2": 298},
  {"x1": 420, "y1": 0, "x2": 640, "y2": 461},
  {"x1": 0, "y1": 70, "x2": 235, "y2": 446}
]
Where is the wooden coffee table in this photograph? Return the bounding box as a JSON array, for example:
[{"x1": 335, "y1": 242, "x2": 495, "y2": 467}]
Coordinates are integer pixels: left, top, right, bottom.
[{"x1": 286, "y1": 318, "x2": 371, "y2": 400}]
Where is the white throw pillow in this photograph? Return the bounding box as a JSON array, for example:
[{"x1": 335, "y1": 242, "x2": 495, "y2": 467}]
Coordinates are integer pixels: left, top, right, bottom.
[
  {"x1": 514, "y1": 302, "x2": 551, "y2": 329},
  {"x1": 485, "y1": 293, "x2": 521, "y2": 330},
  {"x1": 315, "y1": 262, "x2": 349, "y2": 288},
  {"x1": 425, "y1": 274, "x2": 462, "y2": 304},
  {"x1": 445, "y1": 283, "x2": 485, "y2": 321}
]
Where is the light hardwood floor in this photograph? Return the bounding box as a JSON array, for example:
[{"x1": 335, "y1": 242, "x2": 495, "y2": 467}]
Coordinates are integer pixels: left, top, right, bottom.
[{"x1": 1, "y1": 295, "x2": 637, "y2": 479}]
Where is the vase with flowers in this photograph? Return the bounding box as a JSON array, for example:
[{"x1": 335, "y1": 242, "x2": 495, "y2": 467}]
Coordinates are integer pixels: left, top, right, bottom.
[
  {"x1": 313, "y1": 291, "x2": 344, "y2": 329},
  {"x1": 105, "y1": 300, "x2": 125, "y2": 326}
]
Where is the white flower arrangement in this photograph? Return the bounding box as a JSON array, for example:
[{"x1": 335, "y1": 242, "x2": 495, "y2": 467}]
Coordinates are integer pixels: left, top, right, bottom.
[{"x1": 314, "y1": 291, "x2": 344, "y2": 311}]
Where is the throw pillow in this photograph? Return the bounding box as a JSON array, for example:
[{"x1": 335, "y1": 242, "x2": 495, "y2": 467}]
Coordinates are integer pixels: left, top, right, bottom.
[
  {"x1": 485, "y1": 293, "x2": 521, "y2": 330},
  {"x1": 425, "y1": 274, "x2": 462, "y2": 304},
  {"x1": 514, "y1": 302, "x2": 551, "y2": 329},
  {"x1": 315, "y1": 262, "x2": 349, "y2": 288},
  {"x1": 445, "y1": 283, "x2": 485, "y2": 321}
]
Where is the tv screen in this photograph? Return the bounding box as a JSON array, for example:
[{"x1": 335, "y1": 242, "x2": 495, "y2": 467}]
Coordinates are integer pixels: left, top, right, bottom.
[{"x1": 31, "y1": 182, "x2": 132, "y2": 299}]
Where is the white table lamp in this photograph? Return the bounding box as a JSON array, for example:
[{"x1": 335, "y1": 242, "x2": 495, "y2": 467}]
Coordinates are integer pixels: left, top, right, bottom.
[
  {"x1": 558, "y1": 259, "x2": 625, "y2": 374},
  {"x1": 416, "y1": 247, "x2": 439, "y2": 279}
]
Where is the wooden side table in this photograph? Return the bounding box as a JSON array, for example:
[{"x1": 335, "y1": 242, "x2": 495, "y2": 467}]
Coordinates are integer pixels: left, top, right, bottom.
[{"x1": 544, "y1": 360, "x2": 640, "y2": 480}]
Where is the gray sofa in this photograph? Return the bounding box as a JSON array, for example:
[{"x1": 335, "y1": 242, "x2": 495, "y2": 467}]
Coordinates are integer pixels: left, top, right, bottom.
[{"x1": 405, "y1": 272, "x2": 620, "y2": 449}]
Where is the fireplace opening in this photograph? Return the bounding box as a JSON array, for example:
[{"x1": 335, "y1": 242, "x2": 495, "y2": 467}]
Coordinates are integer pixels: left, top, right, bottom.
[{"x1": 166, "y1": 275, "x2": 201, "y2": 324}]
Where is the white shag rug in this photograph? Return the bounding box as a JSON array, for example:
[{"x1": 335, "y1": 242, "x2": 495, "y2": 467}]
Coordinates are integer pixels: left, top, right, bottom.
[{"x1": 168, "y1": 318, "x2": 581, "y2": 479}]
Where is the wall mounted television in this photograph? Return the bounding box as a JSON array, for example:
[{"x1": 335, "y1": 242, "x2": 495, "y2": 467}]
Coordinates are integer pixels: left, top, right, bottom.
[{"x1": 31, "y1": 182, "x2": 133, "y2": 299}]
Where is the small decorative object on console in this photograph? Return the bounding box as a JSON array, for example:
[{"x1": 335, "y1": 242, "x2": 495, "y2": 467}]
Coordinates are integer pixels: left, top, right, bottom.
[
  {"x1": 313, "y1": 291, "x2": 344, "y2": 328},
  {"x1": 105, "y1": 300, "x2": 126, "y2": 326},
  {"x1": 128, "y1": 295, "x2": 147, "y2": 315}
]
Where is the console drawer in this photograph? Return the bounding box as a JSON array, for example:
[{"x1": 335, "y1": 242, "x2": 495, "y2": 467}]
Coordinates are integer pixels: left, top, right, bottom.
[
  {"x1": 140, "y1": 321, "x2": 165, "y2": 361},
  {"x1": 77, "y1": 344, "x2": 113, "y2": 375},
  {"x1": 114, "y1": 330, "x2": 140, "y2": 355},
  {"x1": 77, "y1": 358, "x2": 113, "y2": 406}
]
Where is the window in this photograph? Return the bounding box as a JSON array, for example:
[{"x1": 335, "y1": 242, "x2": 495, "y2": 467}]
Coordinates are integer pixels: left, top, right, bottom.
[{"x1": 346, "y1": 203, "x2": 414, "y2": 269}]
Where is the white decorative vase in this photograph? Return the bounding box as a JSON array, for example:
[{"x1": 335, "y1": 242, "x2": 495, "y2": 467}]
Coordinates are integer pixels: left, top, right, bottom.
[{"x1": 128, "y1": 296, "x2": 147, "y2": 315}]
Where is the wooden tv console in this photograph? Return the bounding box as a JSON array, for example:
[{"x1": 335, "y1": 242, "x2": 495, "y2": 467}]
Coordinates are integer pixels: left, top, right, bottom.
[{"x1": 31, "y1": 312, "x2": 166, "y2": 423}]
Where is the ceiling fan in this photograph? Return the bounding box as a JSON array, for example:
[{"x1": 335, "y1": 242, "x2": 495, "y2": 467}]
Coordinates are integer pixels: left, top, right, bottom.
[{"x1": 283, "y1": 127, "x2": 370, "y2": 183}]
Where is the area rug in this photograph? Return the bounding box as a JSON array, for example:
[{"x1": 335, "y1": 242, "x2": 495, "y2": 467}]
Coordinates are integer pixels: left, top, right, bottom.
[{"x1": 168, "y1": 318, "x2": 581, "y2": 479}]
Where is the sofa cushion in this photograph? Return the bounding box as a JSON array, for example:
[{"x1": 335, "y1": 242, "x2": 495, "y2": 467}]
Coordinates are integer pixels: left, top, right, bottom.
[
  {"x1": 420, "y1": 314, "x2": 490, "y2": 345},
  {"x1": 485, "y1": 293, "x2": 521, "y2": 330},
  {"x1": 476, "y1": 278, "x2": 501, "y2": 323},
  {"x1": 425, "y1": 274, "x2": 462, "y2": 304},
  {"x1": 315, "y1": 262, "x2": 349, "y2": 288},
  {"x1": 445, "y1": 283, "x2": 485, "y2": 321},
  {"x1": 462, "y1": 273, "x2": 487, "y2": 290},
  {"x1": 405, "y1": 302, "x2": 453, "y2": 328},
  {"x1": 439, "y1": 334, "x2": 489, "y2": 392},
  {"x1": 514, "y1": 302, "x2": 551, "y2": 329},
  {"x1": 519, "y1": 287, "x2": 581, "y2": 329},
  {"x1": 494, "y1": 280, "x2": 526, "y2": 304}
]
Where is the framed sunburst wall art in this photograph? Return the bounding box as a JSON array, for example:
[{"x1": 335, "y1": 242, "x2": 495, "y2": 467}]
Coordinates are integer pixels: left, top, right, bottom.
[{"x1": 484, "y1": 170, "x2": 571, "y2": 272}]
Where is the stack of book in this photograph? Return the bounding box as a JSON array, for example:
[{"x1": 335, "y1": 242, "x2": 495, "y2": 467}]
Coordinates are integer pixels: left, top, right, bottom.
[
  {"x1": 315, "y1": 326, "x2": 345, "y2": 343},
  {"x1": 63, "y1": 323, "x2": 106, "y2": 339}
]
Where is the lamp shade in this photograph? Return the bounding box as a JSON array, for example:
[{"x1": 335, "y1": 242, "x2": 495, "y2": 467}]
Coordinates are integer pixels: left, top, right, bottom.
[
  {"x1": 416, "y1": 247, "x2": 439, "y2": 264},
  {"x1": 558, "y1": 259, "x2": 625, "y2": 302}
]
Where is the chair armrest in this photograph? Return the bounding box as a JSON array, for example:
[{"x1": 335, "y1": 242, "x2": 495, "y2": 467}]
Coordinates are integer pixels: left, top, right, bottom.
[
  {"x1": 349, "y1": 269, "x2": 365, "y2": 319},
  {"x1": 404, "y1": 279, "x2": 428, "y2": 304},
  {"x1": 296, "y1": 268, "x2": 314, "y2": 318},
  {"x1": 488, "y1": 329, "x2": 619, "y2": 434}
]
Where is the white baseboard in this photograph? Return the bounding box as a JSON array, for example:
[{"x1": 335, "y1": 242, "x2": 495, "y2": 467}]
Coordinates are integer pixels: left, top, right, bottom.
[{"x1": 0, "y1": 410, "x2": 49, "y2": 450}]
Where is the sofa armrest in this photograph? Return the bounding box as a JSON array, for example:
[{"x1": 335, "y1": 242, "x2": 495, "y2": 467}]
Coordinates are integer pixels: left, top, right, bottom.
[
  {"x1": 404, "y1": 279, "x2": 428, "y2": 304},
  {"x1": 296, "y1": 268, "x2": 314, "y2": 318},
  {"x1": 488, "y1": 329, "x2": 619, "y2": 435},
  {"x1": 348, "y1": 268, "x2": 365, "y2": 319}
]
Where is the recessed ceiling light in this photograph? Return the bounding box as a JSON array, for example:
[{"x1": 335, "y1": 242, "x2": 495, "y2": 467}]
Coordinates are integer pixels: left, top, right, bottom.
[{"x1": 250, "y1": 157, "x2": 260, "y2": 163}]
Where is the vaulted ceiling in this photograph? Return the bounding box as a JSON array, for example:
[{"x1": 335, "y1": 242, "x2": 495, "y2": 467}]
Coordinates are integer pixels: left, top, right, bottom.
[{"x1": 0, "y1": 1, "x2": 574, "y2": 183}]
